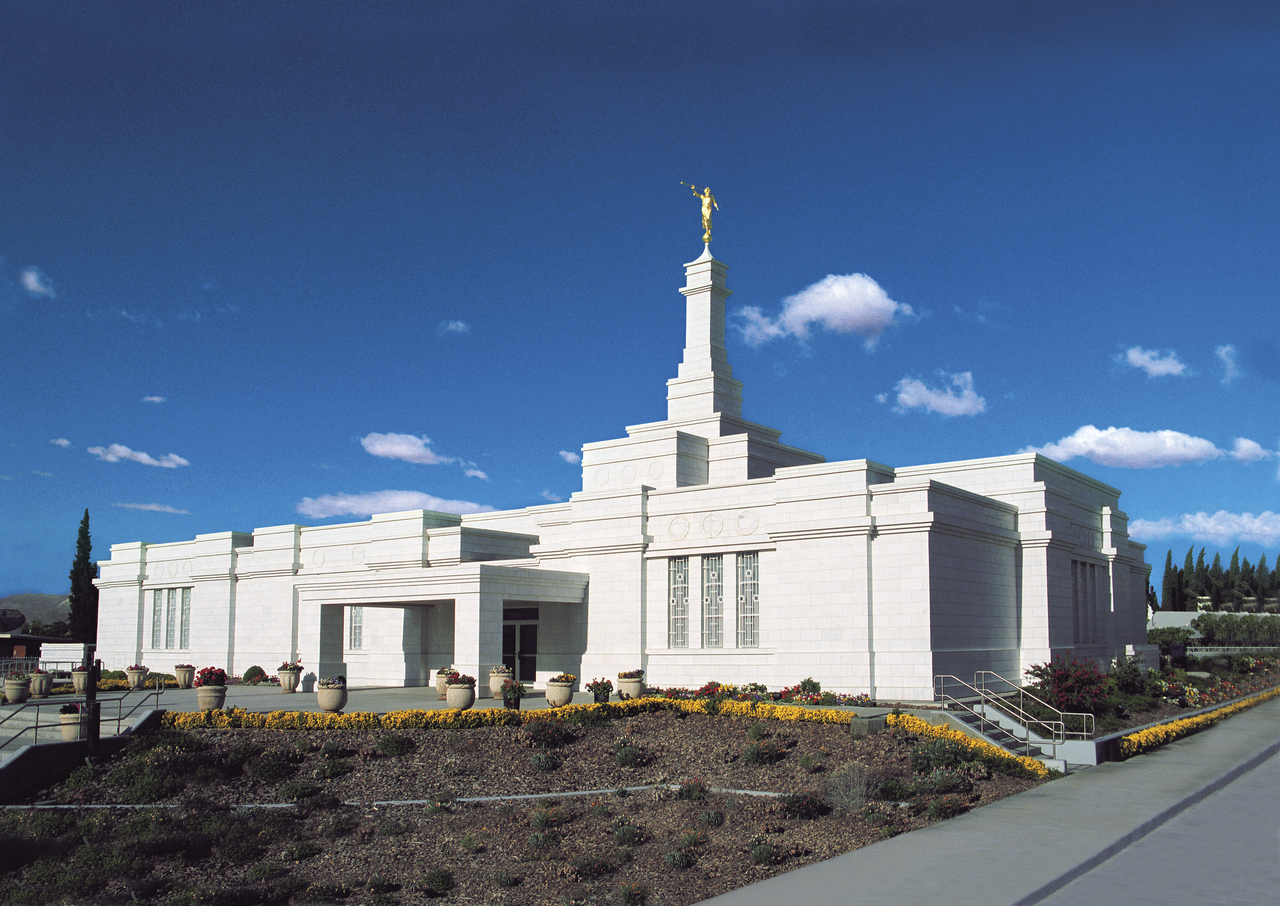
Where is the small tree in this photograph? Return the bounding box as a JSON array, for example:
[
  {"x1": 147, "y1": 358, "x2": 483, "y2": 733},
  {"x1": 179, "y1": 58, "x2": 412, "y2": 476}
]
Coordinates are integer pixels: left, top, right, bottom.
[{"x1": 68, "y1": 509, "x2": 99, "y2": 643}]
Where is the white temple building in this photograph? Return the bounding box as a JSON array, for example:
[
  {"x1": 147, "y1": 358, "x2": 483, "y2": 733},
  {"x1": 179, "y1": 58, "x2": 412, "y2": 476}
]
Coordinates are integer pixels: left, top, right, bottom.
[{"x1": 96, "y1": 245, "x2": 1152, "y2": 700}]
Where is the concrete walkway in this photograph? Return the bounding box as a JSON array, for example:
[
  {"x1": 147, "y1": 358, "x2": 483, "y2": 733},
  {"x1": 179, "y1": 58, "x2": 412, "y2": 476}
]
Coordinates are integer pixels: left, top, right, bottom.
[{"x1": 701, "y1": 693, "x2": 1280, "y2": 906}]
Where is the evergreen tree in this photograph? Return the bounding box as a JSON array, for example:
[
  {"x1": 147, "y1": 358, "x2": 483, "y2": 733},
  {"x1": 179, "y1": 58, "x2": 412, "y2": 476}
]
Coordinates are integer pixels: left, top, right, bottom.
[
  {"x1": 68, "y1": 509, "x2": 99, "y2": 643},
  {"x1": 1161, "y1": 550, "x2": 1178, "y2": 610},
  {"x1": 1194, "y1": 548, "x2": 1209, "y2": 595},
  {"x1": 1209, "y1": 553, "x2": 1225, "y2": 610},
  {"x1": 1181, "y1": 547, "x2": 1196, "y2": 607},
  {"x1": 1256, "y1": 555, "x2": 1271, "y2": 602}
]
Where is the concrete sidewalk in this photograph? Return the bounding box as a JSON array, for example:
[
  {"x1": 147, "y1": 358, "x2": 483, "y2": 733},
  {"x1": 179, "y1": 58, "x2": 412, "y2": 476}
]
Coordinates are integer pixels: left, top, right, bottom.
[{"x1": 701, "y1": 694, "x2": 1280, "y2": 906}]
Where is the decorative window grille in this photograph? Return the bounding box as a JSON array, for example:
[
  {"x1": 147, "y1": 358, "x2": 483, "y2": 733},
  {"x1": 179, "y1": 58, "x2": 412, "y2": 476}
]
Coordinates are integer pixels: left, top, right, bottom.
[
  {"x1": 737, "y1": 552, "x2": 760, "y2": 648},
  {"x1": 151, "y1": 590, "x2": 163, "y2": 648},
  {"x1": 702, "y1": 554, "x2": 724, "y2": 648},
  {"x1": 179, "y1": 587, "x2": 191, "y2": 649},
  {"x1": 349, "y1": 605, "x2": 364, "y2": 650},
  {"x1": 164, "y1": 588, "x2": 176, "y2": 649},
  {"x1": 669, "y1": 557, "x2": 689, "y2": 648},
  {"x1": 1071, "y1": 560, "x2": 1097, "y2": 643}
]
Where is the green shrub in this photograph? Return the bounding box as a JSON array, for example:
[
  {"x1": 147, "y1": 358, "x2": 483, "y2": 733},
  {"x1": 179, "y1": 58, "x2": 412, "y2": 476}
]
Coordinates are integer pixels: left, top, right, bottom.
[
  {"x1": 242, "y1": 665, "x2": 267, "y2": 685},
  {"x1": 570, "y1": 854, "x2": 615, "y2": 878},
  {"x1": 530, "y1": 751, "x2": 561, "y2": 771},
  {"x1": 873, "y1": 778, "x2": 915, "y2": 801},
  {"x1": 314, "y1": 759, "x2": 353, "y2": 780},
  {"x1": 620, "y1": 882, "x2": 648, "y2": 906},
  {"x1": 926, "y1": 793, "x2": 970, "y2": 819},
  {"x1": 921, "y1": 767, "x2": 973, "y2": 795},
  {"x1": 281, "y1": 841, "x2": 321, "y2": 862},
  {"x1": 1148, "y1": 626, "x2": 1193, "y2": 647},
  {"x1": 615, "y1": 745, "x2": 642, "y2": 767},
  {"x1": 676, "y1": 779, "x2": 709, "y2": 800},
  {"x1": 1025, "y1": 658, "x2": 1113, "y2": 714},
  {"x1": 776, "y1": 790, "x2": 828, "y2": 819},
  {"x1": 613, "y1": 818, "x2": 642, "y2": 845},
  {"x1": 678, "y1": 831, "x2": 708, "y2": 848},
  {"x1": 521, "y1": 717, "x2": 575, "y2": 749},
  {"x1": 699, "y1": 809, "x2": 725, "y2": 828},
  {"x1": 825, "y1": 762, "x2": 870, "y2": 815},
  {"x1": 377, "y1": 734, "x2": 414, "y2": 756},
  {"x1": 747, "y1": 722, "x2": 767, "y2": 741},
  {"x1": 798, "y1": 752, "x2": 824, "y2": 773},
  {"x1": 798, "y1": 677, "x2": 821, "y2": 694},
  {"x1": 749, "y1": 843, "x2": 775, "y2": 865},
  {"x1": 1109, "y1": 653, "x2": 1147, "y2": 695},
  {"x1": 251, "y1": 749, "x2": 301, "y2": 782},
  {"x1": 908, "y1": 738, "x2": 966, "y2": 773},
  {"x1": 320, "y1": 739, "x2": 354, "y2": 759},
  {"x1": 419, "y1": 868, "x2": 455, "y2": 897},
  {"x1": 280, "y1": 780, "x2": 321, "y2": 801},
  {"x1": 664, "y1": 849, "x2": 696, "y2": 870},
  {"x1": 743, "y1": 739, "x2": 786, "y2": 765}
]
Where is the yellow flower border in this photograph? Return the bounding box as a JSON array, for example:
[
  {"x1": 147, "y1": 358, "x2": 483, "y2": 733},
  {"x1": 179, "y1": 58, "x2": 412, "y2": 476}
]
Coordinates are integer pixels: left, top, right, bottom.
[
  {"x1": 887, "y1": 713, "x2": 1050, "y2": 778},
  {"x1": 1117, "y1": 686, "x2": 1280, "y2": 759}
]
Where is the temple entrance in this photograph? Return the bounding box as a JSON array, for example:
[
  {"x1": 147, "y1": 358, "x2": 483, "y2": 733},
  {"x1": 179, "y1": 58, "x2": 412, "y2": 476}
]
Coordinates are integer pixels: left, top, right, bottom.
[{"x1": 503, "y1": 606, "x2": 538, "y2": 681}]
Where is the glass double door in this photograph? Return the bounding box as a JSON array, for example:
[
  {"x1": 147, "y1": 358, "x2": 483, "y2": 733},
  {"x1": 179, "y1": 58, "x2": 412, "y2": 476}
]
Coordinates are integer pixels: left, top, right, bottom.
[{"x1": 502, "y1": 606, "x2": 538, "y2": 681}]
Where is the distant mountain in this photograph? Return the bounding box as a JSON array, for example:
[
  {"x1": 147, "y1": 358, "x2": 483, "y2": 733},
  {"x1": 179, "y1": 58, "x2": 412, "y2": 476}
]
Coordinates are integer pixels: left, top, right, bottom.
[{"x1": 0, "y1": 593, "x2": 70, "y2": 626}]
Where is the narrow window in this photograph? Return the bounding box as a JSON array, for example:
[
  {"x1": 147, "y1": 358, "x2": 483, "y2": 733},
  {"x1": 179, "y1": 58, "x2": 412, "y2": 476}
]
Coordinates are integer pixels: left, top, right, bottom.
[
  {"x1": 702, "y1": 554, "x2": 723, "y2": 648},
  {"x1": 737, "y1": 553, "x2": 759, "y2": 648},
  {"x1": 151, "y1": 590, "x2": 162, "y2": 648},
  {"x1": 179, "y1": 587, "x2": 191, "y2": 649},
  {"x1": 349, "y1": 605, "x2": 364, "y2": 650},
  {"x1": 164, "y1": 588, "x2": 176, "y2": 649},
  {"x1": 668, "y1": 557, "x2": 689, "y2": 648}
]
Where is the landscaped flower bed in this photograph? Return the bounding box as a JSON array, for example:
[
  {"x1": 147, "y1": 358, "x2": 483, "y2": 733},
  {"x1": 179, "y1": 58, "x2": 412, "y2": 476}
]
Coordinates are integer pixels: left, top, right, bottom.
[{"x1": 1118, "y1": 685, "x2": 1280, "y2": 758}]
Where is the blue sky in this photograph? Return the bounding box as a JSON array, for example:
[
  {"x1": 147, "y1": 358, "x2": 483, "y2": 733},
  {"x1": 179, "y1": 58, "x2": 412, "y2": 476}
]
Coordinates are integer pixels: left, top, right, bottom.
[{"x1": 3, "y1": 1, "x2": 1280, "y2": 597}]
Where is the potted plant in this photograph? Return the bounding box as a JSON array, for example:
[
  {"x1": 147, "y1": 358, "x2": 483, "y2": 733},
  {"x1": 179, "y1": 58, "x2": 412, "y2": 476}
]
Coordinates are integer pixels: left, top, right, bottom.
[
  {"x1": 317, "y1": 674, "x2": 348, "y2": 713},
  {"x1": 435, "y1": 667, "x2": 458, "y2": 700},
  {"x1": 500, "y1": 677, "x2": 526, "y2": 710},
  {"x1": 125, "y1": 664, "x2": 148, "y2": 691},
  {"x1": 545, "y1": 673, "x2": 576, "y2": 708},
  {"x1": 28, "y1": 667, "x2": 53, "y2": 699},
  {"x1": 585, "y1": 677, "x2": 613, "y2": 704},
  {"x1": 489, "y1": 664, "x2": 513, "y2": 698},
  {"x1": 59, "y1": 702, "x2": 87, "y2": 741},
  {"x1": 617, "y1": 669, "x2": 644, "y2": 701},
  {"x1": 194, "y1": 666, "x2": 228, "y2": 711},
  {"x1": 3, "y1": 671, "x2": 30, "y2": 705},
  {"x1": 445, "y1": 673, "x2": 477, "y2": 711},
  {"x1": 174, "y1": 664, "x2": 195, "y2": 689},
  {"x1": 278, "y1": 659, "x2": 303, "y2": 693},
  {"x1": 71, "y1": 665, "x2": 91, "y2": 694}
]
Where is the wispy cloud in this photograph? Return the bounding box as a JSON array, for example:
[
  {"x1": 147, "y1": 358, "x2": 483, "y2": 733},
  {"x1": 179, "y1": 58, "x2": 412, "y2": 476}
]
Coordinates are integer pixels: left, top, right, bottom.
[
  {"x1": 464, "y1": 468, "x2": 489, "y2": 480},
  {"x1": 87, "y1": 443, "x2": 190, "y2": 468},
  {"x1": 296, "y1": 490, "x2": 495, "y2": 519},
  {"x1": 113, "y1": 502, "x2": 191, "y2": 514},
  {"x1": 737, "y1": 273, "x2": 913, "y2": 350},
  {"x1": 32, "y1": 470, "x2": 53, "y2": 478},
  {"x1": 1230, "y1": 437, "x2": 1274, "y2": 463},
  {"x1": 50, "y1": 438, "x2": 71, "y2": 447},
  {"x1": 1124, "y1": 346, "x2": 1187, "y2": 378},
  {"x1": 882, "y1": 371, "x2": 986, "y2": 417},
  {"x1": 559, "y1": 450, "x2": 581, "y2": 465},
  {"x1": 21, "y1": 267, "x2": 55, "y2": 299},
  {"x1": 143, "y1": 396, "x2": 166, "y2": 404},
  {"x1": 437, "y1": 319, "x2": 470, "y2": 336},
  {"x1": 1131, "y1": 511, "x2": 1280, "y2": 547},
  {"x1": 540, "y1": 490, "x2": 564, "y2": 502},
  {"x1": 1216, "y1": 344, "x2": 1241, "y2": 384},
  {"x1": 1020, "y1": 425, "x2": 1222, "y2": 468},
  {"x1": 360, "y1": 432, "x2": 455, "y2": 465}
]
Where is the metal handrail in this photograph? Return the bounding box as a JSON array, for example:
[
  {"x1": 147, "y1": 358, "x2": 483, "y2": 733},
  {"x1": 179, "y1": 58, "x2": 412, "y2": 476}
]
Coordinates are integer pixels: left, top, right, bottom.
[
  {"x1": 973, "y1": 670, "x2": 1095, "y2": 740},
  {"x1": 934, "y1": 674, "x2": 1064, "y2": 758},
  {"x1": 0, "y1": 685, "x2": 165, "y2": 753}
]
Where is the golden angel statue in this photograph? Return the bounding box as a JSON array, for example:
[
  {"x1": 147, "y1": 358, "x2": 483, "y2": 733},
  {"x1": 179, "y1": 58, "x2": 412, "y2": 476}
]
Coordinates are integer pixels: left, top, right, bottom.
[{"x1": 683, "y1": 183, "x2": 719, "y2": 243}]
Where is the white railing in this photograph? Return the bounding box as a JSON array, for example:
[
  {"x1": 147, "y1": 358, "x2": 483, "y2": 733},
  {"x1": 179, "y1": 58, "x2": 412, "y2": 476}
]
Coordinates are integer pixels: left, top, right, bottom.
[{"x1": 0, "y1": 685, "x2": 165, "y2": 753}]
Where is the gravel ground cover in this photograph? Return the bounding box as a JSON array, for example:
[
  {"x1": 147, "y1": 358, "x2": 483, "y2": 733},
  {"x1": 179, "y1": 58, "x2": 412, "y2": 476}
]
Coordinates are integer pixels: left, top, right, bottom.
[{"x1": 2, "y1": 709, "x2": 1045, "y2": 905}]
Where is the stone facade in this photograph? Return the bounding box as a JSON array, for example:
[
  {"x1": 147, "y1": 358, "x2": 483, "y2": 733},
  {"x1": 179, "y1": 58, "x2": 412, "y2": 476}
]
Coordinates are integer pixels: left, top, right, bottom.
[{"x1": 96, "y1": 246, "x2": 1151, "y2": 700}]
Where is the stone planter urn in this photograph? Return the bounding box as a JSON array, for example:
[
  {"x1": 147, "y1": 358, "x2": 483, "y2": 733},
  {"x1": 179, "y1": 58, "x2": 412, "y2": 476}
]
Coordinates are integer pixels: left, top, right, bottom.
[
  {"x1": 617, "y1": 676, "x2": 643, "y2": 701},
  {"x1": 446, "y1": 682, "x2": 476, "y2": 711},
  {"x1": 4, "y1": 677, "x2": 30, "y2": 705},
  {"x1": 435, "y1": 670, "x2": 455, "y2": 700},
  {"x1": 489, "y1": 669, "x2": 512, "y2": 698},
  {"x1": 317, "y1": 684, "x2": 348, "y2": 713},
  {"x1": 174, "y1": 666, "x2": 195, "y2": 689},
  {"x1": 60, "y1": 713, "x2": 88, "y2": 741},
  {"x1": 545, "y1": 681, "x2": 573, "y2": 708},
  {"x1": 71, "y1": 669, "x2": 90, "y2": 694},
  {"x1": 125, "y1": 667, "x2": 148, "y2": 691},
  {"x1": 593, "y1": 691, "x2": 610, "y2": 704},
  {"x1": 279, "y1": 669, "x2": 302, "y2": 693},
  {"x1": 502, "y1": 694, "x2": 522, "y2": 710},
  {"x1": 29, "y1": 673, "x2": 53, "y2": 699},
  {"x1": 196, "y1": 686, "x2": 227, "y2": 711}
]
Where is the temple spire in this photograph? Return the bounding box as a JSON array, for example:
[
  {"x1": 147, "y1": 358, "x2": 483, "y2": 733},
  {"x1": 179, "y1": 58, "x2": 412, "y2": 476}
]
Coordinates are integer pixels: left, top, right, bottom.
[{"x1": 666, "y1": 246, "x2": 743, "y2": 423}]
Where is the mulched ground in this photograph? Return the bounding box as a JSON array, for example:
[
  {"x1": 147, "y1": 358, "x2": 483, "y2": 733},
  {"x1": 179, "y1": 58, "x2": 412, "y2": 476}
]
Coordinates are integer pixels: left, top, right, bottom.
[{"x1": 6, "y1": 710, "x2": 1045, "y2": 905}]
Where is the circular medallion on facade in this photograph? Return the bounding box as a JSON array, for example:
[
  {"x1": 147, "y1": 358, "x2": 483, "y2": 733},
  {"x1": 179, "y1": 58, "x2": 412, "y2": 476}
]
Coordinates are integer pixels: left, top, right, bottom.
[
  {"x1": 737, "y1": 510, "x2": 759, "y2": 535},
  {"x1": 649, "y1": 460, "x2": 664, "y2": 480},
  {"x1": 182, "y1": 559, "x2": 193, "y2": 576},
  {"x1": 312, "y1": 549, "x2": 325, "y2": 568},
  {"x1": 352, "y1": 545, "x2": 365, "y2": 565},
  {"x1": 594, "y1": 467, "x2": 610, "y2": 487},
  {"x1": 621, "y1": 464, "x2": 636, "y2": 483},
  {"x1": 167, "y1": 561, "x2": 179, "y2": 578},
  {"x1": 703, "y1": 512, "x2": 724, "y2": 538},
  {"x1": 669, "y1": 516, "x2": 689, "y2": 541}
]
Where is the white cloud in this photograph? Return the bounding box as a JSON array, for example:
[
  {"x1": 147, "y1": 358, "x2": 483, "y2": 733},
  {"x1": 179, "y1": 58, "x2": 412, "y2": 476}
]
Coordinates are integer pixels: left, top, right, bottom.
[
  {"x1": 559, "y1": 450, "x2": 581, "y2": 465},
  {"x1": 32, "y1": 470, "x2": 53, "y2": 478},
  {"x1": 888, "y1": 371, "x2": 986, "y2": 417},
  {"x1": 1216, "y1": 344, "x2": 1241, "y2": 384},
  {"x1": 1230, "y1": 437, "x2": 1274, "y2": 463},
  {"x1": 113, "y1": 502, "x2": 191, "y2": 514},
  {"x1": 540, "y1": 490, "x2": 564, "y2": 502},
  {"x1": 464, "y1": 468, "x2": 489, "y2": 480},
  {"x1": 50, "y1": 438, "x2": 71, "y2": 447},
  {"x1": 737, "y1": 273, "x2": 912, "y2": 350},
  {"x1": 1020, "y1": 425, "x2": 1222, "y2": 468},
  {"x1": 437, "y1": 319, "x2": 470, "y2": 335},
  {"x1": 87, "y1": 443, "x2": 190, "y2": 468},
  {"x1": 1131, "y1": 511, "x2": 1280, "y2": 547},
  {"x1": 21, "y1": 267, "x2": 55, "y2": 299},
  {"x1": 360, "y1": 432, "x2": 454, "y2": 465},
  {"x1": 296, "y1": 490, "x2": 495, "y2": 519},
  {"x1": 143, "y1": 395, "x2": 166, "y2": 404},
  {"x1": 1124, "y1": 346, "x2": 1186, "y2": 378}
]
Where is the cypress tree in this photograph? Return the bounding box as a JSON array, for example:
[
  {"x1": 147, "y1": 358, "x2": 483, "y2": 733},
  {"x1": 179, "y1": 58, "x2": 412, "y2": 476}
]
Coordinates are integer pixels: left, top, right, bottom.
[
  {"x1": 1194, "y1": 548, "x2": 1209, "y2": 594},
  {"x1": 1161, "y1": 550, "x2": 1178, "y2": 610},
  {"x1": 1256, "y1": 555, "x2": 1271, "y2": 602},
  {"x1": 1209, "y1": 553, "x2": 1225, "y2": 610},
  {"x1": 68, "y1": 509, "x2": 100, "y2": 643}
]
